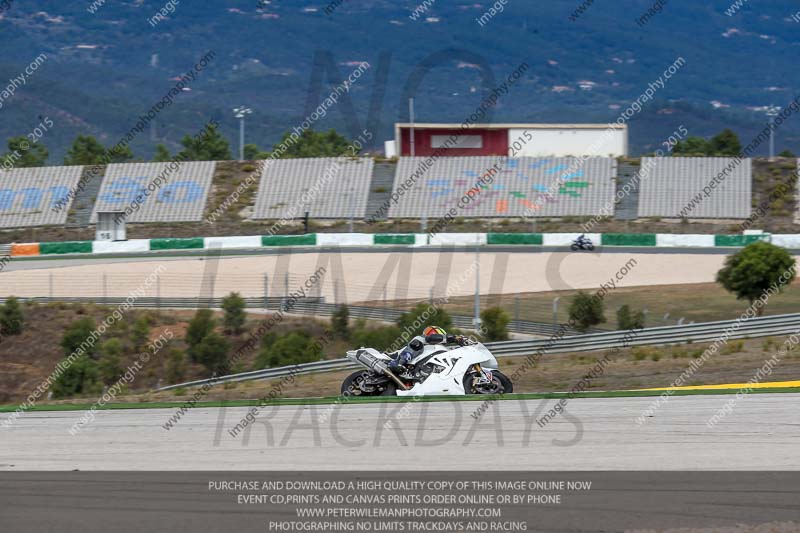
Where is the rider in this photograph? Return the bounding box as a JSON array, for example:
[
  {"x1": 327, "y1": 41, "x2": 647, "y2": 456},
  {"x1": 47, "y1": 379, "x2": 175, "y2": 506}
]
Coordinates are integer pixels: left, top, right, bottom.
[{"x1": 388, "y1": 326, "x2": 469, "y2": 373}]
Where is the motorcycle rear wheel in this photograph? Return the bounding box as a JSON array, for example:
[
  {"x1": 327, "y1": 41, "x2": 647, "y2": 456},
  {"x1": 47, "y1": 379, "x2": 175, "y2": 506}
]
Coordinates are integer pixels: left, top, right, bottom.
[
  {"x1": 341, "y1": 371, "x2": 396, "y2": 397},
  {"x1": 463, "y1": 370, "x2": 513, "y2": 395}
]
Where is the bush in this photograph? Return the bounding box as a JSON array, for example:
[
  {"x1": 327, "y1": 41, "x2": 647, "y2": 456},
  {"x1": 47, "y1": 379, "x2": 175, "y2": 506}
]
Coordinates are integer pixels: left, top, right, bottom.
[
  {"x1": 397, "y1": 303, "x2": 453, "y2": 338},
  {"x1": 186, "y1": 309, "x2": 216, "y2": 359},
  {"x1": 0, "y1": 296, "x2": 24, "y2": 335},
  {"x1": 568, "y1": 291, "x2": 605, "y2": 333},
  {"x1": 331, "y1": 304, "x2": 350, "y2": 339},
  {"x1": 617, "y1": 304, "x2": 645, "y2": 330},
  {"x1": 131, "y1": 314, "x2": 152, "y2": 351},
  {"x1": 192, "y1": 331, "x2": 230, "y2": 373},
  {"x1": 165, "y1": 349, "x2": 187, "y2": 384},
  {"x1": 480, "y1": 307, "x2": 510, "y2": 341},
  {"x1": 98, "y1": 338, "x2": 124, "y2": 385},
  {"x1": 61, "y1": 317, "x2": 98, "y2": 358},
  {"x1": 221, "y1": 292, "x2": 247, "y2": 334},
  {"x1": 351, "y1": 325, "x2": 403, "y2": 352},
  {"x1": 52, "y1": 355, "x2": 101, "y2": 398},
  {"x1": 255, "y1": 331, "x2": 321, "y2": 369}
]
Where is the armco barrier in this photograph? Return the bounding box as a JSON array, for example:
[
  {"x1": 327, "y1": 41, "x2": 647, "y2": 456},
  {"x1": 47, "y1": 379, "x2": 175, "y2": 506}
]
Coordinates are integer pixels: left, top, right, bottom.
[
  {"x1": 601, "y1": 233, "x2": 656, "y2": 247},
  {"x1": 715, "y1": 234, "x2": 770, "y2": 247},
  {"x1": 156, "y1": 312, "x2": 800, "y2": 391},
  {"x1": 374, "y1": 234, "x2": 416, "y2": 245},
  {"x1": 10, "y1": 243, "x2": 39, "y2": 256},
  {"x1": 149, "y1": 238, "x2": 204, "y2": 250},
  {"x1": 488, "y1": 233, "x2": 543, "y2": 245},
  {"x1": 8, "y1": 232, "x2": 800, "y2": 258},
  {"x1": 39, "y1": 241, "x2": 93, "y2": 255},
  {"x1": 262, "y1": 234, "x2": 317, "y2": 246},
  {"x1": 92, "y1": 240, "x2": 150, "y2": 254},
  {"x1": 317, "y1": 233, "x2": 373, "y2": 246},
  {"x1": 655, "y1": 234, "x2": 716, "y2": 247},
  {"x1": 204, "y1": 236, "x2": 261, "y2": 250}
]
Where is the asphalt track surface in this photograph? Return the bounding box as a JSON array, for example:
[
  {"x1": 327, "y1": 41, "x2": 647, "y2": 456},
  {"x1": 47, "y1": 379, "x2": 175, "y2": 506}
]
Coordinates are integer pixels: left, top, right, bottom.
[{"x1": 2, "y1": 393, "x2": 798, "y2": 470}]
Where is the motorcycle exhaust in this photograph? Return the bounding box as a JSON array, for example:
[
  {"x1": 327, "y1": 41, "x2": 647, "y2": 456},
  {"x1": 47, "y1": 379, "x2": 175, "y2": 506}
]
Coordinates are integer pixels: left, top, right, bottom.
[{"x1": 349, "y1": 349, "x2": 410, "y2": 391}]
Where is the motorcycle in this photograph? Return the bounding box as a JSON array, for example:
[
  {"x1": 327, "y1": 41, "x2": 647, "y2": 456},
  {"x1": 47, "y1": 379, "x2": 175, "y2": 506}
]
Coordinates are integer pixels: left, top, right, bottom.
[
  {"x1": 570, "y1": 235, "x2": 595, "y2": 251},
  {"x1": 342, "y1": 337, "x2": 513, "y2": 397}
]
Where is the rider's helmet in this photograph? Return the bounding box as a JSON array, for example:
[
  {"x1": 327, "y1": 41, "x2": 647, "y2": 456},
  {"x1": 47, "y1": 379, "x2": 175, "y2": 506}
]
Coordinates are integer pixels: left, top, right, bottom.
[{"x1": 423, "y1": 326, "x2": 446, "y2": 337}]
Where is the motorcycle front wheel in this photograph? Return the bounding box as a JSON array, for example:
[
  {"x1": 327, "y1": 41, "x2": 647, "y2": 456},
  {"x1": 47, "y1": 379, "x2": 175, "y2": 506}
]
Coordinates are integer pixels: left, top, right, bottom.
[
  {"x1": 463, "y1": 370, "x2": 513, "y2": 395},
  {"x1": 570, "y1": 243, "x2": 579, "y2": 251},
  {"x1": 341, "y1": 371, "x2": 397, "y2": 397}
]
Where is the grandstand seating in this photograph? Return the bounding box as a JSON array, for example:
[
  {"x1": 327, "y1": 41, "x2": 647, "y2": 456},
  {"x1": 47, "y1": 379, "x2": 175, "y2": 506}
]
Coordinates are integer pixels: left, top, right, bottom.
[
  {"x1": 90, "y1": 161, "x2": 216, "y2": 223},
  {"x1": 637, "y1": 157, "x2": 751, "y2": 219},
  {"x1": 252, "y1": 157, "x2": 374, "y2": 220},
  {"x1": 387, "y1": 157, "x2": 617, "y2": 218},
  {"x1": 0, "y1": 166, "x2": 84, "y2": 228}
]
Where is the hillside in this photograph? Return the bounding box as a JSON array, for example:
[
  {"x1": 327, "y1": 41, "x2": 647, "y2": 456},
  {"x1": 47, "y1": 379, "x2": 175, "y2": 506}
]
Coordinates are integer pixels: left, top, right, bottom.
[{"x1": 1, "y1": 1, "x2": 800, "y2": 160}]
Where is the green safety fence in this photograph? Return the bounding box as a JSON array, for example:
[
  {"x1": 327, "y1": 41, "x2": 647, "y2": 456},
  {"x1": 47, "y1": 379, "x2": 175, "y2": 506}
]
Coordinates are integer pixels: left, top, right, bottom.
[
  {"x1": 714, "y1": 234, "x2": 769, "y2": 247},
  {"x1": 39, "y1": 241, "x2": 93, "y2": 255},
  {"x1": 487, "y1": 233, "x2": 543, "y2": 245},
  {"x1": 149, "y1": 238, "x2": 205, "y2": 250},
  {"x1": 261, "y1": 234, "x2": 317, "y2": 246},
  {"x1": 601, "y1": 233, "x2": 657, "y2": 247},
  {"x1": 374, "y1": 234, "x2": 416, "y2": 245}
]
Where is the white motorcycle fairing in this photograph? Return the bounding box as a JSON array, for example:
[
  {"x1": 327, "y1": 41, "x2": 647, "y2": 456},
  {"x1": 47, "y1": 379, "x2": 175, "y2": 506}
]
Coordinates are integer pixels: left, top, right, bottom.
[{"x1": 396, "y1": 342, "x2": 498, "y2": 397}]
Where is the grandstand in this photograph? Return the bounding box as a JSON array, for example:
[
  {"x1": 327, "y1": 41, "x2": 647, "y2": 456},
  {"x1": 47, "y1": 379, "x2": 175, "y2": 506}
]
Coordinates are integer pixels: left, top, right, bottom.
[
  {"x1": 0, "y1": 166, "x2": 84, "y2": 228},
  {"x1": 637, "y1": 157, "x2": 752, "y2": 219},
  {"x1": 252, "y1": 157, "x2": 374, "y2": 220},
  {"x1": 90, "y1": 161, "x2": 217, "y2": 223},
  {"x1": 387, "y1": 157, "x2": 617, "y2": 218}
]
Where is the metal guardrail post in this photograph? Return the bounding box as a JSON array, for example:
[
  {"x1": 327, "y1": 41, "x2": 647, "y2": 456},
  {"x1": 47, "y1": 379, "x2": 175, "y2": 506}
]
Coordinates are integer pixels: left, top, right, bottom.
[{"x1": 264, "y1": 274, "x2": 269, "y2": 311}]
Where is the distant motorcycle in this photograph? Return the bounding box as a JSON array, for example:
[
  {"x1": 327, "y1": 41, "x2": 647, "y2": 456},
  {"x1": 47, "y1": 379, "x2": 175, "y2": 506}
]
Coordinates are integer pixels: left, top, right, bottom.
[{"x1": 570, "y1": 235, "x2": 595, "y2": 251}]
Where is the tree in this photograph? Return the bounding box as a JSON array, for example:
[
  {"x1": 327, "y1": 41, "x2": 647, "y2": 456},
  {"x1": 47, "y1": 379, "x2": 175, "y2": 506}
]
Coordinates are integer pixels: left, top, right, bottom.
[
  {"x1": 61, "y1": 317, "x2": 98, "y2": 358},
  {"x1": 52, "y1": 355, "x2": 100, "y2": 398},
  {"x1": 716, "y1": 241, "x2": 796, "y2": 315},
  {"x1": 480, "y1": 307, "x2": 510, "y2": 341},
  {"x1": 98, "y1": 338, "x2": 124, "y2": 385},
  {"x1": 107, "y1": 143, "x2": 134, "y2": 163},
  {"x1": 221, "y1": 292, "x2": 246, "y2": 334},
  {"x1": 177, "y1": 123, "x2": 232, "y2": 161},
  {"x1": 568, "y1": 291, "x2": 606, "y2": 333},
  {"x1": 153, "y1": 144, "x2": 172, "y2": 162},
  {"x1": 185, "y1": 309, "x2": 216, "y2": 356},
  {"x1": 131, "y1": 314, "x2": 151, "y2": 351},
  {"x1": 709, "y1": 128, "x2": 742, "y2": 156},
  {"x1": 243, "y1": 143, "x2": 269, "y2": 160},
  {"x1": 617, "y1": 304, "x2": 645, "y2": 330},
  {"x1": 0, "y1": 296, "x2": 24, "y2": 335},
  {"x1": 331, "y1": 304, "x2": 350, "y2": 339},
  {"x1": 274, "y1": 129, "x2": 353, "y2": 158},
  {"x1": 192, "y1": 331, "x2": 230, "y2": 372},
  {"x1": 778, "y1": 149, "x2": 796, "y2": 158},
  {"x1": 671, "y1": 136, "x2": 710, "y2": 156},
  {"x1": 64, "y1": 135, "x2": 106, "y2": 165},
  {"x1": 396, "y1": 303, "x2": 454, "y2": 338},
  {"x1": 4, "y1": 136, "x2": 48, "y2": 167}
]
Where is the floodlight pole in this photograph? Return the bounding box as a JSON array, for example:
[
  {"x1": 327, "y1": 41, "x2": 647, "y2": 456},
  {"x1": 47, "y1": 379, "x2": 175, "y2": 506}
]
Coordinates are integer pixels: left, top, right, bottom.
[
  {"x1": 233, "y1": 106, "x2": 253, "y2": 161},
  {"x1": 473, "y1": 237, "x2": 481, "y2": 333},
  {"x1": 766, "y1": 105, "x2": 780, "y2": 161}
]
